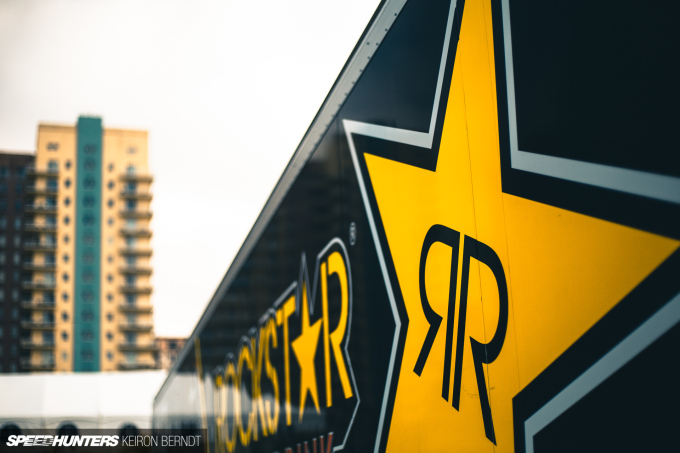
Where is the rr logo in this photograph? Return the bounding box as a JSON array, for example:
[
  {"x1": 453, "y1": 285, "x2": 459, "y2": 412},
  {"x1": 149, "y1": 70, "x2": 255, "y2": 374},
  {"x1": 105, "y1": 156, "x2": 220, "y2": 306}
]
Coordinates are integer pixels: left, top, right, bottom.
[{"x1": 413, "y1": 225, "x2": 509, "y2": 445}]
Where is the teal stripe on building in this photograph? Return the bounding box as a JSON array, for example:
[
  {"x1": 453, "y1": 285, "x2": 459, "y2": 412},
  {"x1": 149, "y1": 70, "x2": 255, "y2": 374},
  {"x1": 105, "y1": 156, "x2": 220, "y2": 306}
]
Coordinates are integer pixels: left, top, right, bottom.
[{"x1": 73, "y1": 116, "x2": 102, "y2": 372}]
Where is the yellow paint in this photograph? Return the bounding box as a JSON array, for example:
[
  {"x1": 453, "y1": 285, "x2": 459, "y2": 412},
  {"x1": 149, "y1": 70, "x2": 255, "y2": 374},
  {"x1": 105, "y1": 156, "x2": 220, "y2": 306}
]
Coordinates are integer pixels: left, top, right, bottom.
[
  {"x1": 358, "y1": 0, "x2": 680, "y2": 451},
  {"x1": 291, "y1": 283, "x2": 322, "y2": 421}
]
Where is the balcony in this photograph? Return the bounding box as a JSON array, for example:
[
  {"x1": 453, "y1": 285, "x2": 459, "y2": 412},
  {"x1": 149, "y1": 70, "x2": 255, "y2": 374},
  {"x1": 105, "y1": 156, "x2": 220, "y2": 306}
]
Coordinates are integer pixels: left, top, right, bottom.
[
  {"x1": 22, "y1": 280, "x2": 56, "y2": 290},
  {"x1": 21, "y1": 339, "x2": 56, "y2": 349},
  {"x1": 24, "y1": 241, "x2": 57, "y2": 251},
  {"x1": 119, "y1": 208, "x2": 152, "y2": 219},
  {"x1": 118, "y1": 303, "x2": 153, "y2": 313},
  {"x1": 119, "y1": 265, "x2": 152, "y2": 275},
  {"x1": 27, "y1": 166, "x2": 59, "y2": 177},
  {"x1": 23, "y1": 261, "x2": 57, "y2": 271},
  {"x1": 118, "y1": 321, "x2": 153, "y2": 332},
  {"x1": 117, "y1": 360, "x2": 156, "y2": 370},
  {"x1": 21, "y1": 358, "x2": 56, "y2": 370},
  {"x1": 25, "y1": 185, "x2": 58, "y2": 195},
  {"x1": 118, "y1": 341, "x2": 158, "y2": 352},
  {"x1": 21, "y1": 320, "x2": 56, "y2": 329},
  {"x1": 21, "y1": 299, "x2": 56, "y2": 310},
  {"x1": 120, "y1": 189, "x2": 153, "y2": 200},
  {"x1": 25, "y1": 203, "x2": 58, "y2": 214},
  {"x1": 119, "y1": 246, "x2": 152, "y2": 256},
  {"x1": 119, "y1": 226, "x2": 152, "y2": 237},
  {"x1": 119, "y1": 173, "x2": 153, "y2": 183},
  {"x1": 120, "y1": 284, "x2": 153, "y2": 294},
  {"x1": 25, "y1": 222, "x2": 58, "y2": 233}
]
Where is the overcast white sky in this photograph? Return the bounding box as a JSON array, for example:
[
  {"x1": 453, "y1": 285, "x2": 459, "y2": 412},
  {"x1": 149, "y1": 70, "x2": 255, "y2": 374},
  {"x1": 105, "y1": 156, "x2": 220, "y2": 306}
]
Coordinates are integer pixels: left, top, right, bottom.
[{"x1": 0, "y1": 0, "x2": 380, "y2": 337}]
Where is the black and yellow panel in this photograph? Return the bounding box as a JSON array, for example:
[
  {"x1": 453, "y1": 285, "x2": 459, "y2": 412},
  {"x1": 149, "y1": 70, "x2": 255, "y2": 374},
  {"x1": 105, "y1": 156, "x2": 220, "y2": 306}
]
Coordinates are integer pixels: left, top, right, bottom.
[{"x1": 153, "y1": 0, "x2": 680, "y2": 451}]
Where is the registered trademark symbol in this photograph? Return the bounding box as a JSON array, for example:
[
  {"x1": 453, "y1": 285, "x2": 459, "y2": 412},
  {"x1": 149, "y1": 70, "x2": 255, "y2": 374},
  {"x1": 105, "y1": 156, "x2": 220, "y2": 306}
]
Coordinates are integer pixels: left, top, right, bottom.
[{"x1": 349, "y1": 222, "x2": 357, "y2": 246}]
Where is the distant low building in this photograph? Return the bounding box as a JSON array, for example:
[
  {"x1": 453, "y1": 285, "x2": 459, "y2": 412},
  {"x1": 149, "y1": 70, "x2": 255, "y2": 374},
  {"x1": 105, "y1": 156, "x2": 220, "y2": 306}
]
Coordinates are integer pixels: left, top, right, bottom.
[
  {"x1": 0, "y1": 370, "x2": 166, "y2": 432},
  {"x1": 154, "y1": 337, "x2": 186, "y2": 371}
]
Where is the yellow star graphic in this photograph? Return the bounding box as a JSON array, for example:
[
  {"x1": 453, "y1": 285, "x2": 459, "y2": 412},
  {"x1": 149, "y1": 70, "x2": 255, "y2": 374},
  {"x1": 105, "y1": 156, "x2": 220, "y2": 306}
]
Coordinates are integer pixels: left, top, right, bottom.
[
  {"x1": 291, "y1": 282, "x2": 322, "y2": 422},
  {"x1": 351, "y1": 0, "x2": 679, "y2": 451}
]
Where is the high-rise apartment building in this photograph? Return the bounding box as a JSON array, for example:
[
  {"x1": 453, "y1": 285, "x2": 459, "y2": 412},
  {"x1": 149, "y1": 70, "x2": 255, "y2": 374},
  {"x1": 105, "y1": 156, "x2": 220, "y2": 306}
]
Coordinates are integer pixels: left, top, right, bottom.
[
  {"x1": 22, "y1": 116, "x2": 154, "y2": 372},
  {"x1": 0, "y1": 152, "x2": 35, "y2": 373}
]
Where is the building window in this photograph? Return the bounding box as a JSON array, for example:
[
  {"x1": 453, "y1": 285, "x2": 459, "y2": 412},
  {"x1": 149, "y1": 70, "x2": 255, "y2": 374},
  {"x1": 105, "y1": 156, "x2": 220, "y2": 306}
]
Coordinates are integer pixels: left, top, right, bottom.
[
  {"x1": 16, "y1": 166, "x2": 26, "y2": 178},
  {"x1": 62, "y1": 292, "x2": 69, "y2": 302},
  {"x1": 62, "y1": 352, "x2": 68, "y2": 361},
  {"x1": 82, "y1": 290, "x2": 94, "y2": 302},
  {"x1": 62, "y1": 312, "x2": 69, "y2": 321},
  {"x1": 84, "y1": 159, "x2": 96, "y2": 171},
  {"x1": 62, "y1": 273, "x2": 69, "y2": 282},
  {"x1": 108, "y1": 163, "x2": 114, "y2": 172},
  {"x1": 83, "y1": 252, "x2": 94, "y2": 264},
  {"x1": 65, "y1": 160, "x2": 72, "y2": 169},
  {"x1": 81, "y1": 330, "x2": 93, "y2": 342},
  {"x1": 83, "y1": 196, "x2": 95, "y2": 208},
  {"x1": 47, "y1": 143, "x2": 59, "y2": 151},
  {"x1": 106, "y1": 331, "x2": 113, "y2": 341},
  {"x1": 83, "y1": 234, "x2": 94, "y2": 245},
  {"x1": 13, "y1": 235, "x2": 20, "y2": 247},
  {"x1": 11, "y1": 290, "x2": 18, "y2": 301},
  {"x1": 125, "y1": 199, "x2": 137, "y2": 211},
  {"x1": 107, "y1": 217, "x2": 113, "y2": 226},
  {"x1": 0, "y1": 217, "x2": 6, "y2": 228},
  {"x1": 62, "y1": 331, "x2": 68, "y2": 341},
  {"x1": 107, "y1": 274, "x2": 113, "y2": 282},
  {"x1": 83, "y1": 310, "x2": 94, "y2": 322},
  {"x1": 64, "y1": 197, "x2": 70, "y2": 206},
  {"x1": 64, "y1": 178, "x2": 71, "y2": 188},
  {"x1": 107, "y1": 293, "x2": 113, "y2": 302},
  {"x1": 63, "y1": 254, "x2": 69, "y2": 263},
  {"x1": 107, "y1": 181, "x2": 114, "y2": 190},
  {"x1": 107, "y1": 313, "x2": 113, "y2": 321},
  {"x1": 48, "y1": 160, "x2": 58, "y2": 171},
  {"x1": 84, "y1": 177, "x2": 95, "y2": 189},
  {"x1": 125, "y1": 275, "x2": 136, "y2": 286},
  {"x1": 125, "y1": 294, "x2": 136, "y2": 305},
  {"x1": 63, "y1": 234, "x2": 69, "y2": 243},
  {"x1": 107, "y1": 352, "x2": 113, "y2": 361},
  {"x1": 63, "y1": 216, "x2": 70, "y2": 225},
  {"x1": 126, "y1": 165, "x2": 136, "y2": 175},
  {"x1": 83, "y1": 213, "x2": 95, "y2": 226},
  {"x1": 0, "y1": 166, "x2": 7, "y2": 177},
  {"x1": 81, "y1": 350, "x2": 93, "y2": 361},
  {"x1": 107, "y1": 199, "x2": 114, "y2": 208}
]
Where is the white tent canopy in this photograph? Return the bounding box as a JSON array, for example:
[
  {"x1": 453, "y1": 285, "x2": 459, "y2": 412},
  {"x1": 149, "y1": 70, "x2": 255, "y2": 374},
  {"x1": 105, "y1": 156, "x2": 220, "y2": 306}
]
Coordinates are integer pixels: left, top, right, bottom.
[{"x1": 0, "y1": 371, "x2": 166, "y2": 432}]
